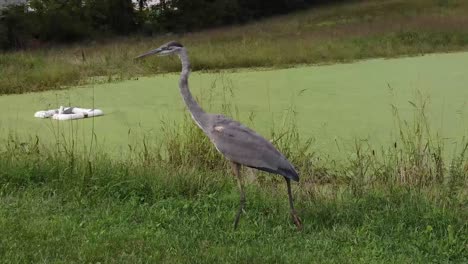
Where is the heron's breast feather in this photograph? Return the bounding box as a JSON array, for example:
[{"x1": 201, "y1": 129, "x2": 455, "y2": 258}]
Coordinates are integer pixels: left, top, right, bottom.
[{"x1": 214, "y1": 126, "x2": 225, "y2": 132}]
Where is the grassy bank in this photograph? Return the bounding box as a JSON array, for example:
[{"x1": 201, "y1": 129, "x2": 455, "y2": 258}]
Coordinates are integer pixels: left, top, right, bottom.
[
  {"x1": 1, "y1": 0, "x2": 468, "y2": 94},
  {"x1": 1, "y1": 127, "x2": 467, "y2": 262},
  {"x1": 1, "y1": 175, "x2": 466, "y2": 263}
]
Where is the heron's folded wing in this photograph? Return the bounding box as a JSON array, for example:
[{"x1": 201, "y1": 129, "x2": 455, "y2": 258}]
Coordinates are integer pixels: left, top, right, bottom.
[{"x1": 209, "y1": 117, "x2": 299, "y2": 181}]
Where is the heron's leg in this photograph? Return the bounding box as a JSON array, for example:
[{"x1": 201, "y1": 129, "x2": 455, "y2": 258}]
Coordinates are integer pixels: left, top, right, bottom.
[
  {"x1": 285, "y1": 177, "x2": 302, "y2": 230},
  {"x1": 231, "y1": 161, "x2": 245, "y2": 230}
]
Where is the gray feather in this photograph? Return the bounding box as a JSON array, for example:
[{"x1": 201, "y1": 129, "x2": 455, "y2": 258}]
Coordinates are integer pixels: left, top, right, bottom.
[{"x1": 206, "y1": 114, "x2": 299, "y2": 181}]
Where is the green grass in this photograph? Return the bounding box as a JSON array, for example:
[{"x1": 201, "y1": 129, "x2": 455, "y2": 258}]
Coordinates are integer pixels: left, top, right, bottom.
[
  {"x1": 0, "y1": 143, "x2": 466, "y2": 263},
  {"x1": 1, "y1": 185, "x2": 466, "y2": 263},
  {"x1": 1, "y1": 0, "x2": 468, "y2": 94},
  {"x1": 1, "y1": 52, "x2": 467, "y2": 157}
]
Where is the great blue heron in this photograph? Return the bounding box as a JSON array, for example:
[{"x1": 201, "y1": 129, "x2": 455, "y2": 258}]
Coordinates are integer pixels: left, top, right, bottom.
[{"x1": 135, "y1": 41, "x2": 302, "y2": 230}]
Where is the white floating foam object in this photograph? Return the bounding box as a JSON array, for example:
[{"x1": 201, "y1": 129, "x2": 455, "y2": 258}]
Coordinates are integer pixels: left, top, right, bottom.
[
  {"x1": 35, "y1": 106, "x2": 104, "y2": 120},
  {"x1": 52, "y1": 112, "x2": 85, "y2": 120},
  {"x1": 34, "y1": 109, "x2": 57, "y2": 119}
]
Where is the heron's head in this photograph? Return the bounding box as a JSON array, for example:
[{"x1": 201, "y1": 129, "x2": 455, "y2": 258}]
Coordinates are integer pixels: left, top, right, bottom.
[{"x1": 134, "y1": 41, "x2": 184, "y2": 59}]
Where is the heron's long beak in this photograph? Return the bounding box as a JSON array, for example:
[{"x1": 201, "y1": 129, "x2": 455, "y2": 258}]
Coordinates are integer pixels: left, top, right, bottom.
[{"x1": 134, "y1": 48, "x2": 162, "y2": 60}]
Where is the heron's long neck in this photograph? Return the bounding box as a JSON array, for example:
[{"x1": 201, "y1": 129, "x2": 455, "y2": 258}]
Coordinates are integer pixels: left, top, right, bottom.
[{"x1": 178, "y1": 49, "x2": 206, "y2": 128}]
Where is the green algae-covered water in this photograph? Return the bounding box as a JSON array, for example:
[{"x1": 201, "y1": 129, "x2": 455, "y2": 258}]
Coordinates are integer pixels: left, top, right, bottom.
[{"x1": 1, "y1": 52, "x2": 467, "y2": 157}]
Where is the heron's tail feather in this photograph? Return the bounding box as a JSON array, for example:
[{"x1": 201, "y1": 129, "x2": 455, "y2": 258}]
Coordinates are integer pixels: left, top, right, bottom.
[
  {"x1": 250, "y1": 164, "x2": 300, "y2": 182},
  {"x1": 278, "y1": 166, "x2": 300, "y2": 182}
]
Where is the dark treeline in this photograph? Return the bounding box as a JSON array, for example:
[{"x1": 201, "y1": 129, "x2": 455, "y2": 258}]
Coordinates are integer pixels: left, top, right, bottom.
[{"x1": 0, "y1": 0, "x2": 345, "y2": 50}]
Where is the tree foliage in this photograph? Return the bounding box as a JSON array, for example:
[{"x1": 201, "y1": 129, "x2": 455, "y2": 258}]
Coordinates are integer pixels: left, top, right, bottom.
[{"x1": 0, "y1": 0, "x2": 341, "y2": 50}]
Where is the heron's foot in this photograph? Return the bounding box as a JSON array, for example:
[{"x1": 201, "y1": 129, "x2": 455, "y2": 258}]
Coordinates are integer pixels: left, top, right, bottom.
[
  {"x1": 290, "y1": 211, "x2": 303, "y2": 231},
  {"x1": 233, "y1": 208, "x2": 244, "y2": 230},
  {"x1": 233, "y1": 205, "x2": 245, "y2": 230}
]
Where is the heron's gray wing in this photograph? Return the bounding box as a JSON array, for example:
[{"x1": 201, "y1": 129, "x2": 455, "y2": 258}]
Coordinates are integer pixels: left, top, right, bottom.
[{"x1": 208, "y1": 115, "x2": 299, "y2": 181}]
